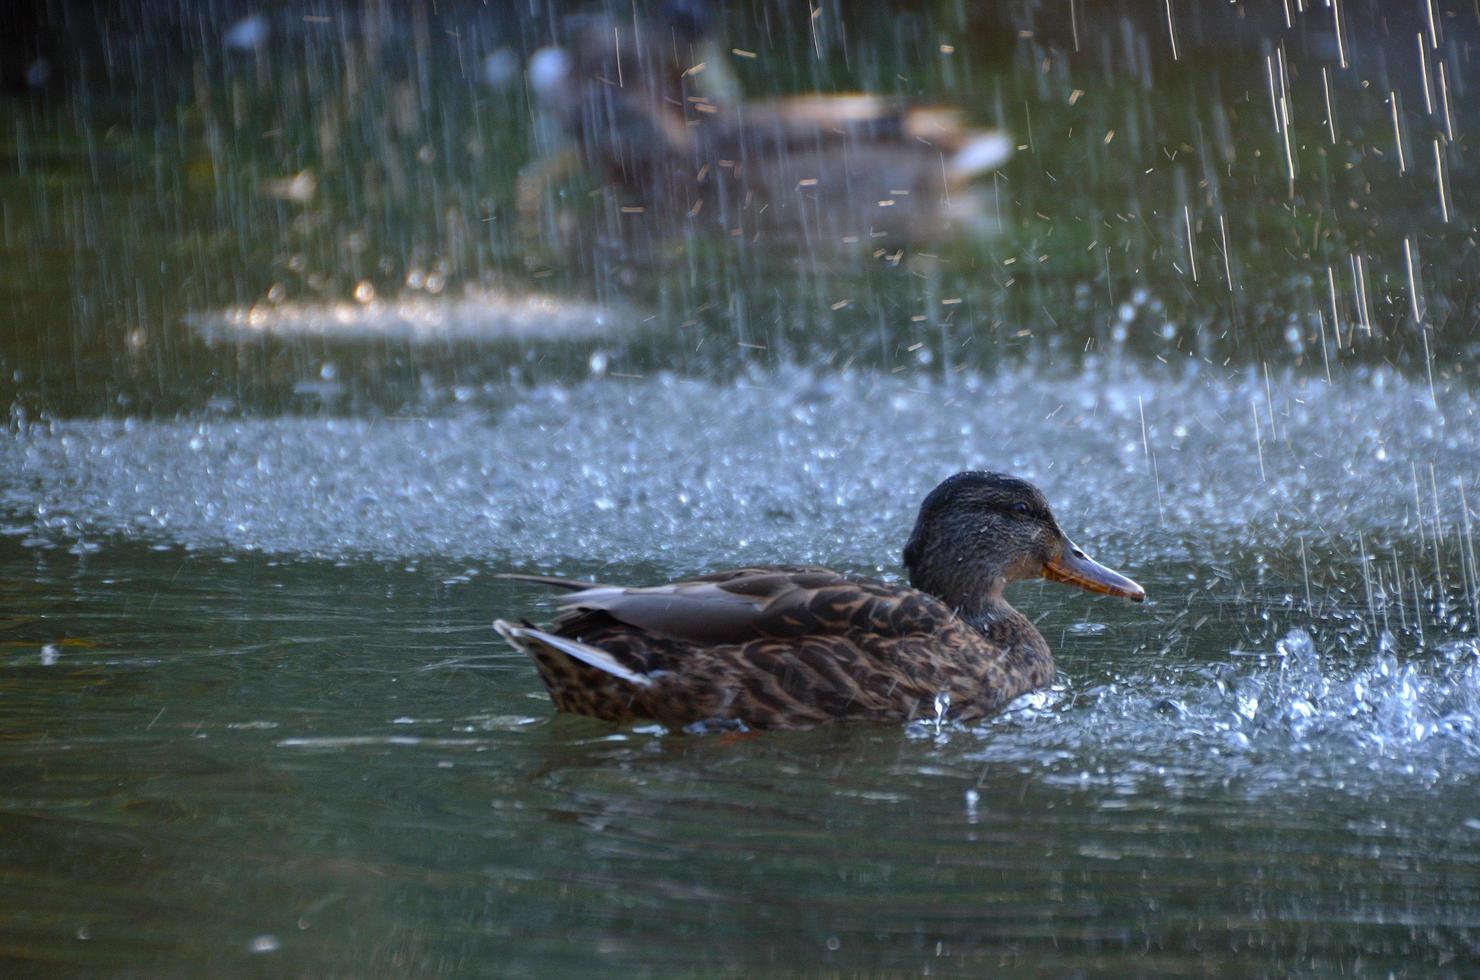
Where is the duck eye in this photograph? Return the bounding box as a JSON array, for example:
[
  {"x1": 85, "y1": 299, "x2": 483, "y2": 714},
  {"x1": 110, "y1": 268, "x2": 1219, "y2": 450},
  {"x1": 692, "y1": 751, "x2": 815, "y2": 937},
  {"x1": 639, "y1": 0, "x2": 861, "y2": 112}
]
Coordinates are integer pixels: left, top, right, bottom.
[{"x1": 1012, "y1": 501, "x2": 1030, "y2": 515}]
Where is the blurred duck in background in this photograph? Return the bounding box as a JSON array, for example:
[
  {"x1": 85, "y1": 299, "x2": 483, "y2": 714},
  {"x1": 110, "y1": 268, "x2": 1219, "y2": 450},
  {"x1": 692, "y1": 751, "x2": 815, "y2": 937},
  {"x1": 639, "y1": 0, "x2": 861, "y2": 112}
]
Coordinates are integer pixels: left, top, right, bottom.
[{"x1": 519, "y1": 3, "x2": 1011, "y2": 252}]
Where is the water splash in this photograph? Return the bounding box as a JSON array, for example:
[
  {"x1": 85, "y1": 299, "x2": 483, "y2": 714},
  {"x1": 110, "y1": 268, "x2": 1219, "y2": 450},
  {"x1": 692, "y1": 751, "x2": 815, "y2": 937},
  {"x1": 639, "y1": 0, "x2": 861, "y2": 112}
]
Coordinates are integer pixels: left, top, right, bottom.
[
  {"x1": 2, "y1": 363, "x2": 1474, "y2": 572},
  {"x1": 931, "y1": 690, "x2": 952, "y2": 733},
  {"x1": 981, "y1": 629, "x2": 1480, "y2": 794}
]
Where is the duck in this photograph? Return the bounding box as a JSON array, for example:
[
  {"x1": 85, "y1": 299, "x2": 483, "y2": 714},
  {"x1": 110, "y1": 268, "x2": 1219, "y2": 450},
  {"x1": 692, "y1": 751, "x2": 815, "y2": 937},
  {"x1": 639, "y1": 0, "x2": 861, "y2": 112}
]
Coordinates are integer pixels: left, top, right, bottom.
[
  {"x1": 494, "y1": 471, "x2": 1144, "y2": 731},
  {"x1": 518, "y1": 8, "x2": 1011, "y2": 249}
]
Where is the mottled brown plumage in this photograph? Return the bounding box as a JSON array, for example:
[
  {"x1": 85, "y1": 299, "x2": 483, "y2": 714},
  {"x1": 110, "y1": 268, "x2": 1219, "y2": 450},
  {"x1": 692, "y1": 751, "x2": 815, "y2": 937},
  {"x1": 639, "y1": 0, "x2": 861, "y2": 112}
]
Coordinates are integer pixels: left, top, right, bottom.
[{"x1": 495, "y1": 472, "x2": 1145, "y2": 731}]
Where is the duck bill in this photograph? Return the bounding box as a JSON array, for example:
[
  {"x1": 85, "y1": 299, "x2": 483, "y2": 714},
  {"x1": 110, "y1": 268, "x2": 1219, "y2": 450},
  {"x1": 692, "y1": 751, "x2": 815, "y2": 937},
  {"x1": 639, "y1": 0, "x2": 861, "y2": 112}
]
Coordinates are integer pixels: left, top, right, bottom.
[{"x1": 1043, "y1": 540, "x2": 1146, "y2": 602}]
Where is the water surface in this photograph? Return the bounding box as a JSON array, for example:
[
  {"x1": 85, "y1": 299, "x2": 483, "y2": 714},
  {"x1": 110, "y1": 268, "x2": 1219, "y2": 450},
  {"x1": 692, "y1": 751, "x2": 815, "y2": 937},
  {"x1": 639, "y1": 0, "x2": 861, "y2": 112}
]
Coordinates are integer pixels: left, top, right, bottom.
[
  {"x1": 2, "y1": 1, "x2": 1478, "y2": 974},
  {"x1": 5, "y1": 364, "x2": 1480, "y2": 973}
]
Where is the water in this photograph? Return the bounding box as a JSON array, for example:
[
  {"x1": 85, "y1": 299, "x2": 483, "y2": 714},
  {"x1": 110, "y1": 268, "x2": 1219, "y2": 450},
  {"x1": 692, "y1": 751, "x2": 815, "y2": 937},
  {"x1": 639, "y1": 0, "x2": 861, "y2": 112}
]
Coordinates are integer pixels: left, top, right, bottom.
[
  {"x1": 6, "y1": 364, "x2": 1475, "y2": 564},
  {"x1": 4, "y1": 364, "x2": 1478, "y2": 972},
  {"x1": 3, "y1": 1, "x2": 1479, "y2": 974},
  {"x1": 4, "y1": 541, "x2": 1478, "y2": 973}
]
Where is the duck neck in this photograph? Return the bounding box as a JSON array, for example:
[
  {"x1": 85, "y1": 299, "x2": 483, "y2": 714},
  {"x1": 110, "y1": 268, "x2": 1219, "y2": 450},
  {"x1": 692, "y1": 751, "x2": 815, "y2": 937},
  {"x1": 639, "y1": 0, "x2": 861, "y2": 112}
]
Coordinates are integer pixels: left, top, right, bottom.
[
  {"x1": 909, "y1": 562, "x2": 1049, "y2": 658},
  {"x1": 964, "y1": 593, "x2": 1054, "y2": 702},
  {"x1": 964, "y1": 591, "x2": 1042, "y2": 651},
  {"x1": 945, "y1": 574, "x2": 1003, "y2": 622}
]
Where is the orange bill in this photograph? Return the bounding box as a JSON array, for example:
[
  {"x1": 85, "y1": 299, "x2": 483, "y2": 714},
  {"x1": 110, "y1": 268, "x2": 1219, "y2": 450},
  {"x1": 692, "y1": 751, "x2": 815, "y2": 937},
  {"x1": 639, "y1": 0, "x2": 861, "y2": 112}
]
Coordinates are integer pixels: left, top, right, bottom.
[{"x1": 1043, "y1": 539, "x2": 1145, "y2": 602}]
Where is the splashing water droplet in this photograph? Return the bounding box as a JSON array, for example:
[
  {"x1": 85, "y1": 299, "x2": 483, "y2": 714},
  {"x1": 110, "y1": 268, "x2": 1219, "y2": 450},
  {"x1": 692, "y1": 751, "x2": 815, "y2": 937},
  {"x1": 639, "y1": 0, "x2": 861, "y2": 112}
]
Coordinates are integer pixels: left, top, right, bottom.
[{"x1": 932, "y1": 690, "x2": 951, "y2": 731}]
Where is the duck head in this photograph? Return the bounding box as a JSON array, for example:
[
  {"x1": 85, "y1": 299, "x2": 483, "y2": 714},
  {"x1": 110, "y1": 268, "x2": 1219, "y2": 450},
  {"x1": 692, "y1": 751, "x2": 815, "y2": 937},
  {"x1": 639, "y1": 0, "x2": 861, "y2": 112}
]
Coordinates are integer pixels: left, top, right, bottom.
[{"x1": 903, "y1": 471, "x2": 1145, "y2": 619}]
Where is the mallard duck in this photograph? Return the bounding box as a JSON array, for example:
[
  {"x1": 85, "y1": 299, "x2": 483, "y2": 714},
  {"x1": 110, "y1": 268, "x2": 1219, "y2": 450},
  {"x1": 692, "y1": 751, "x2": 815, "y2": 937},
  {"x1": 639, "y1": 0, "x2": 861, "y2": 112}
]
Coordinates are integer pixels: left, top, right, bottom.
[
  {"x1": 495, "y1": 472, "x2": 1144, "y2": 731},
  {"x1": 519, "y1": 10, "x2": 1011, "y2": 247}
]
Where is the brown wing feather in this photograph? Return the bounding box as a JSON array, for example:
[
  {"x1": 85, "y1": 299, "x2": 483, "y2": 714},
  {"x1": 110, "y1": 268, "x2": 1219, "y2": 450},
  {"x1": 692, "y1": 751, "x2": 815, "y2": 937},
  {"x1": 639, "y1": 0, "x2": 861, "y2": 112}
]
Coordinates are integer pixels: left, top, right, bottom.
[
  {"x1": 682, "y1": 564, "x2": 839, "y2": 584},
  {"x1": 752, "y1": 579, "x2": 957, "y2": 640},
  {"x1": 550, "y1": 567, "x2": 956, "y2": 647},
  {"x1": 546, "y1": 567, "x2": 836, "y2": 645}
]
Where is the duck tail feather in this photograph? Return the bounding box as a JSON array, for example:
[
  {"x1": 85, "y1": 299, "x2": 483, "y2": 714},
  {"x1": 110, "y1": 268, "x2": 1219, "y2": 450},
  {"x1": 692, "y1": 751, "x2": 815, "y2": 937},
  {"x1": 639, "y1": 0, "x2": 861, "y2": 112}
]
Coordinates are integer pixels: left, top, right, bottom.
[
  {"x1": 496, "y1": 572, "x2": 608, "y2": 592},
  {"x1": 494, "y1": 620, "x2": 654, "y2": 688}
]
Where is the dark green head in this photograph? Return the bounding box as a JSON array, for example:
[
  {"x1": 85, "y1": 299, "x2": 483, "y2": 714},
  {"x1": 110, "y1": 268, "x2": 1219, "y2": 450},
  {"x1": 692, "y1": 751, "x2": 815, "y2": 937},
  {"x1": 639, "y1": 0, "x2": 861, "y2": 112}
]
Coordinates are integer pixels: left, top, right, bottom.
[{"x1": 903, "y1": 471, "x2": 1144, "y2": 617}]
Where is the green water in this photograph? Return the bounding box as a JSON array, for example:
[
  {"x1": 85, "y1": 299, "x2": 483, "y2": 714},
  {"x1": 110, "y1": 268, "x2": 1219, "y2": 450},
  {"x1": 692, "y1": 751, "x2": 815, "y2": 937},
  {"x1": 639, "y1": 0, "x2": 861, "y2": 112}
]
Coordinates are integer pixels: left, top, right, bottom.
[
  {"x1": 2, "y1": 2, "x2": 1479, "y2": 975},
  {"x1": 3, "y1": 537, "x2": 1477, "y2": 974}
]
